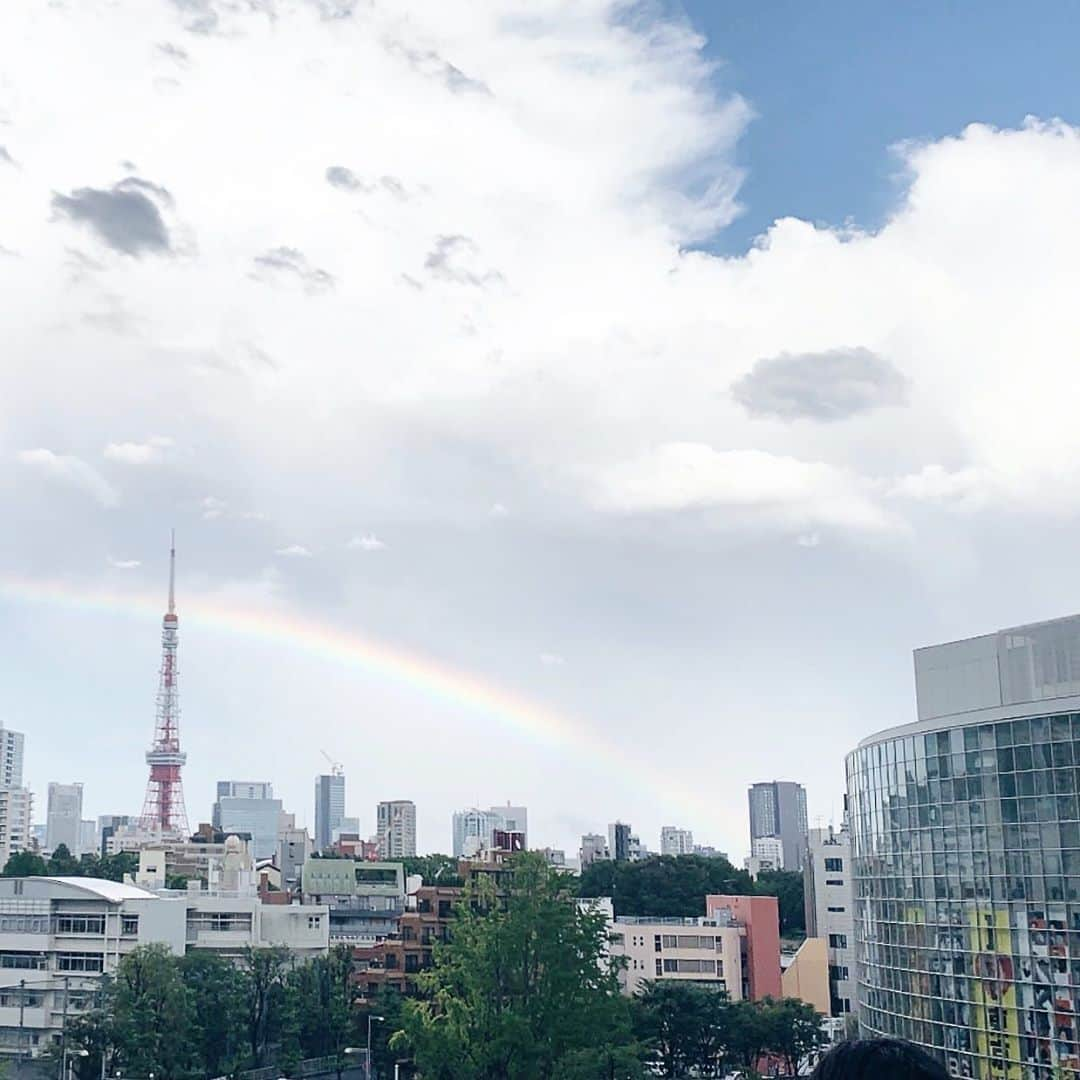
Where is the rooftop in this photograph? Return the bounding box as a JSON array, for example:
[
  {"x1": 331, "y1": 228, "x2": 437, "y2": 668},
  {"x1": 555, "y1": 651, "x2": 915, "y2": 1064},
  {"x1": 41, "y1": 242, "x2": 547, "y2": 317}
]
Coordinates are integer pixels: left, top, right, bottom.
[{"x1": 30, "y1": 877, "x2": 159, "y2": 902}]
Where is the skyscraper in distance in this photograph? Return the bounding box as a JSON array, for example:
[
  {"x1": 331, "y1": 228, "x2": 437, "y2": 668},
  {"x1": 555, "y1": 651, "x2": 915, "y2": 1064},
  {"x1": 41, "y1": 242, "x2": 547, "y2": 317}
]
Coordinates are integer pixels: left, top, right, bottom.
[
  {"x1": 748, "y1": 780, "x2": 808, "y2": 870},
  {"x1": 314, "y1": 772, "x2": 345, "y2": 852},
  {"x1": 0, "y1": 725, "x2": 25, "y2": 789},
  {"x1": 45, "y1": 782, "x2": 83, "y2": 854},
  {"x1": 377, "y1": 800, "x2": 417, "y2": 858}
]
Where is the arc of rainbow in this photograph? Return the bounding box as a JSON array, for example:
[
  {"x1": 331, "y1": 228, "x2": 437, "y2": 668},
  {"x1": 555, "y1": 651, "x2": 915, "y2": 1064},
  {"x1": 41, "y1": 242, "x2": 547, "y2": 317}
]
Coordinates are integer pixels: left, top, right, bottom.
[{"x1": 0, "y1": 577, "x2": 721, "y2": 819}]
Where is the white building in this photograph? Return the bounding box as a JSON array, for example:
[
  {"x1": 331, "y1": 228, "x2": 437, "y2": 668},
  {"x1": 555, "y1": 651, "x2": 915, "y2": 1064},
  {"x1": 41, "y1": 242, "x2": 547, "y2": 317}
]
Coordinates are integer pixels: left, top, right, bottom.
[
  {"x1": 45, "y1": 783, "x2": 83, "y2": 855},
  {"x1": 580, "y1": 833, "x2": 609, "y2": 867},
  {"x1": 804, "y1": 825, "x2": 856, "y2": 1016},
  {"x1": 744, "y1": 835, "x2": 784, "y2": 879},
  {"x1": 0, "y1": 727, "x2": 25, "y2": 789},
  {"x1": 660, "y1": 826, "x2": 694, "y2": 856},
  {"x1": 608, "y1": 916, "x2": 744, "y2": 997},
  {"x1": 213, "y1": 781, "x2": 282, "y2": 860},
  {"x1": 452, "y1": 808, "x2": 501, "y2": 858},
  {"x1": 377, "y1": 800, "x2": 417, "y2": 858},
  {"x1": 0, "y1": 787, "x2": 33, "y2": 865}
]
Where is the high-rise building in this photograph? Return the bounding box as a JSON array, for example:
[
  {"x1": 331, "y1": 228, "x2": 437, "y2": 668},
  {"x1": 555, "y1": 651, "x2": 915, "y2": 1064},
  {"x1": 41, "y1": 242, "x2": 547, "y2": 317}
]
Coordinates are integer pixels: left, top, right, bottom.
[
  {"x1": 98, "y1": 815, "x2": 133, "y2": 857},
  {"x1": 608, "y1": 821, "x2": 644, "y2": 862},
  {"x1": 748, "y1": 780, "x2": 808, "y2": 871},
  {"x1": 660, "y1": 826, "x2": 694, "y2": 856},
  {"x1": 490, "y1": 804, "x2": 527, "y2": 846},
  {"x1": 803, "y1": 824, "x2": 855, "y2": 1017},
  {"x1": 580, "y1": 833, "x2": 609, "y2": 867},
  {"x1": 0, "y1": 786, "x2": 33, "y2": 864},
  {"x1": 212, "y1": 781, "x2": 283, "y2": 860},
  {"x1": 45, "y1": 782, "x2": 83, "y2": 854},
  {"x1": 452, "y1": 807, "x2": 501, "y2": 858},
  {"x1": 138, "y1": 537, "x2": 190, "y2": 838},
  {"x1": 79, "y1": 820, "x2": 98, "y2": 856},
  {"x1": 377, "y1": 800, "x2": 417, "y2": 858},
  {"x1": 849, "y1": 612, "x2": 1080, "y2": 1077},
  {"x1": 0, "y1": 725, "x2": 25, "y2": 789},
  {"x1": 314, "y1": 773, "x2": 345, "y2": 853}
]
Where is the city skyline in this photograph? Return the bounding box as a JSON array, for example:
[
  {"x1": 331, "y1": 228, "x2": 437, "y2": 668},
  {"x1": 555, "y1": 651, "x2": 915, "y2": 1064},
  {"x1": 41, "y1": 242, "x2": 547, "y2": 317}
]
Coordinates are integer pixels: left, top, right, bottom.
[{"x1": 8, "y1": 0, "x2": 1080, "y2": 859}]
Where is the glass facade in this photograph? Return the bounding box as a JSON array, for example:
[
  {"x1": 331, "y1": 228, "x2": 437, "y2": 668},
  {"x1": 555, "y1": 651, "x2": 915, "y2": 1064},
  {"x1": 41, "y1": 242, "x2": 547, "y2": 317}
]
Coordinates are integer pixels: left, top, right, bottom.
[{"x1": 847, "y1": 712, "x2": 1080, "y2": 1077}]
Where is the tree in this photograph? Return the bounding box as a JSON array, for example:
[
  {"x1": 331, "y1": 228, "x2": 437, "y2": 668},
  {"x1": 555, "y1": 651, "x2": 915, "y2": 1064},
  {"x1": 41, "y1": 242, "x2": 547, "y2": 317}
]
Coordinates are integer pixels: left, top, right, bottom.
[
  {"x1": 1, "y1": 850, "x2": 48, "y2": 877},
  {"x1": 240, "y1": 944, "x2": 291, "y2": 1067},
  {"x1": 635, "y1": 981, "x2": 731, "y2": 1078},
  {"x1": 47, "y1": 844, "x2": 82, "y2": 876},
  {"x1": 578, "y1": 855, "x2": 755, "y2": 918},
  {"x1": 401, "y1": 854, "x2": 463, "y2": 887},
  {"x1": 180, "y1": 950, "x2": 246, "y2": 1076},
  {"x1": 755, "y1": 870, "x2": 806, "y2": 938},
  {"x1": 396, "y1": 853, "x2": 641, "y2": 1079},
  {"x1": 282, "y1": 946, "x2": 358, "y2": 1073},
  {"x1": 760, "y1": 997, "x2": 828, "y2": 1077}
]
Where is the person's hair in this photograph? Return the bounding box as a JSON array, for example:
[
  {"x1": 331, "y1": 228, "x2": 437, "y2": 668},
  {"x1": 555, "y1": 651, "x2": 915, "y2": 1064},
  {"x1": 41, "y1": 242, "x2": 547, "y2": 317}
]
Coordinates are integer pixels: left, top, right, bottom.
[{"x1": 809, "y1": 1038, "x2": 950, "y2": 1080}]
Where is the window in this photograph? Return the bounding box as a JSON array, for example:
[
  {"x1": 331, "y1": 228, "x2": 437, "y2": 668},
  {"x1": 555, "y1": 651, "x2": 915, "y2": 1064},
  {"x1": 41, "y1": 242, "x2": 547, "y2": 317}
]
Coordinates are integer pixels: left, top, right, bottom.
[
  {"x1": 825, "y1": 878, "x2": 844, "y2": 886},
  {"x1": 57, "y1": 953, "x2": 104, "y2": 973},
  {"x1": 829, "y1": 964, "x2": 850, "y2": 980},
  {"x1": 828, "y1": 934, "x2": 848, "y2": 949},
  {"x1": 653, "y1": 934, "x2": 661, "y2": 952},
  {"x1": 307, "y1": 915, "x2": 321, "y2": 930},
  {"x1": 661, "y1": 935, "x2": 678, "y2": 948},
  {"x1": 827, "y1": 906, "x2": 846, "y2": 913},
  {"x1": 55, "y1": 915, "x2": 106, "y2": 935},
  {"x1": 655, "y1": 959, "x2": 662, "y2": 977},
  {"x1": 186, "y1": 912, "x2": 253, "y2": 933},
  {"x1": 0, "y1": 952, "x2": 46, "y2": 970},
  {"x1": 0, "y1": 914, "x2": 48, "y2": 933},
  {"x1": 824, "y1": 858, "x2": 844, "y2": 872},
  {"x1": 0, "y1": 989, "x2": 44, "y2": 1007},
  {"x1": 121, "y1": 915, "x2": 139, "y2": 936},
  {"x1": 663, "y1": 958, "x2": 716, "y2": 974}
]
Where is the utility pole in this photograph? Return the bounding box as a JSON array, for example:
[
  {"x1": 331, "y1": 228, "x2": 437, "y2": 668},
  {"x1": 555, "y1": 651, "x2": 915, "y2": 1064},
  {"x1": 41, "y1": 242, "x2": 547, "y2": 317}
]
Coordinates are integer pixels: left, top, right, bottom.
[
  {"x1": 58, "y1": 975, "x2": 70, "y2": 1080},
  {"x1": 18, "y1": 978, "x2": 26, "y2": 1068}
]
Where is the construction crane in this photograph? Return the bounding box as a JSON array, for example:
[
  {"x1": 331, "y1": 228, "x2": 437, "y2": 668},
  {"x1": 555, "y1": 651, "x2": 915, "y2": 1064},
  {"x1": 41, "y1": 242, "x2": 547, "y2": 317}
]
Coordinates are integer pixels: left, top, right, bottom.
[{"x1": 320, "y1": 749, "x2": 344, "y2": 777}]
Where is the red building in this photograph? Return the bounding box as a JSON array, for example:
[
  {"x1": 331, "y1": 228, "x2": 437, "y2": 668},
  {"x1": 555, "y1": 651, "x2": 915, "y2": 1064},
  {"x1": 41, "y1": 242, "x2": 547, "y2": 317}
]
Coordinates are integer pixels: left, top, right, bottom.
[{"x1": 705, "y1": 893, "x2": 782, "y2": 1000}]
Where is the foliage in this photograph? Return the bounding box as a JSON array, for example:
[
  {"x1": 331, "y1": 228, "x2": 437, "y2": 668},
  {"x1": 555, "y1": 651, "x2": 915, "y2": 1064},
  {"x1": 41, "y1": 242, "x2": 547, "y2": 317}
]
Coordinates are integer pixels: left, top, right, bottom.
[
  {"x1": 240, "y1": 944, "x2": 291, "y2": 1067},
  {"x1": 401, "y1": 853, "x2": 464, "y2": 887},
  {"x1": 1, "y1": 847, "x2": 138, "y2": 882},
  {"x1": 395, "y1": 853, "x2": 641, "y2": 1079},
  {"x1": 578, "y1": 855, "x2": 755, "y2": 917},
  {"x1": 761, "y1": 997, "x2": 829, "y2": 1076},
  {"x1": 180, "y1": 950, "x2": 247, "y2": 1076},
  {"x1": 755, "y1": 869, "x2": 806, "y2": 938}
]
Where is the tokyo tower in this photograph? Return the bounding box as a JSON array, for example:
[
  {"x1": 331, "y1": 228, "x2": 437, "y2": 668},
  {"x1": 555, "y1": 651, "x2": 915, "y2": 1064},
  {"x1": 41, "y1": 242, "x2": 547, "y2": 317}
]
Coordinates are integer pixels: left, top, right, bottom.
[{"x1": 138, "y1": 533, "x2": 190, "y2": 836}]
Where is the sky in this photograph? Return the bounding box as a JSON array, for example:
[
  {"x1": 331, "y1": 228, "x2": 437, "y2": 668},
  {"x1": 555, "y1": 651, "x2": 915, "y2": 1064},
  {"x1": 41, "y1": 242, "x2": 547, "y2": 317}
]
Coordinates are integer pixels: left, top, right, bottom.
[{"x1": 4, "y1": 0, "x2": 1080, "y2": 862}]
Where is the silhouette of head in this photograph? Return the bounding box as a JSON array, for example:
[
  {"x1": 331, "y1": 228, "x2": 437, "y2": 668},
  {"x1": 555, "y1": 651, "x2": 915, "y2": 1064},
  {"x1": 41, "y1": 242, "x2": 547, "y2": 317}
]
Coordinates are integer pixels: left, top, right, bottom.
[{"x1": 810, "y1": 1039, "x2": 950, "y2": 1080}]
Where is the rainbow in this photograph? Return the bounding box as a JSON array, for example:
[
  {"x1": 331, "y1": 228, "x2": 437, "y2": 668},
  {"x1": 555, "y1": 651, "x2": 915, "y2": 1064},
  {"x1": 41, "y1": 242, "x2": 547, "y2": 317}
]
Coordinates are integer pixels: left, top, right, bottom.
[{"x1": 0, "y1": 576, "x2": 719, "y2": 818}]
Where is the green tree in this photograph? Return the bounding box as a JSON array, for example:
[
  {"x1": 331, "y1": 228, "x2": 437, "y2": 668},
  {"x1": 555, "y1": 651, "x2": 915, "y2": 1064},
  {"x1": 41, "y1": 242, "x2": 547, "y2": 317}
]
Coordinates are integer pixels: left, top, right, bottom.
[
  {"x1": 396, "y1": 853, "x2": 641, "y2": 1079},
  {"x1": 180, "y1": 950, "x2": 246, "y2": 1076},
  {"x1": 47, "y1": 844, "x2": 82, "y2": 876},
  {"x1": 240, "y1": 944, "x2": 291, "y2": 1067},
  {"x1": 1, "y1": 850, "x2": 48, "y2": 876},
  {"x1": 762, "y1": 997, "x2": 828, "y2": 1077},
  {"x1": 282, "y1": 946, "x2": 358, "y2": 1072},
  {"x1": 755, "y1": 870, "x2": 806, "y2": 938},
  {"x1": 725, "y1": 998, "x2": 771, "y2": 1074},
  {"x1": 401, "y1": 854, "x2": 463, "y2": 886},
  {"x1": 110, "y1": 945, "x2": 196, "y2": 1080},
  {"x1": 635, "y1": 981, "x2": 731, "y2": 1078},
  {"x1": 578, "y1": 855, "x2": 754, "y2": 918}
]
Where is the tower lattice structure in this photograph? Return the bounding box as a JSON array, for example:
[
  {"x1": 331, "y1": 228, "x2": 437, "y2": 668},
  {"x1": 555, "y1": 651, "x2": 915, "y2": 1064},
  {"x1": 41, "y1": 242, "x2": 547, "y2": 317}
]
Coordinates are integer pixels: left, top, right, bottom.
[{"x1": 138, "y1": 534, "x2": 190, "y2": 837}]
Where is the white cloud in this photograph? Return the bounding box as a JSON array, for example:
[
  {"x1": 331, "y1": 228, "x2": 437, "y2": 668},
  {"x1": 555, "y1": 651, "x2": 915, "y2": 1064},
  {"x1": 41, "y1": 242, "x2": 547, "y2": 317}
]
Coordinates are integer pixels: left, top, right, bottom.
[
  {"x1": 103, "y1": 436, "x2": 173, "y2": 465},
  {"x1": 107, "y1": 556, "x2": 141, "y2": 569},
  {"x1": 796, "y1": 532, "x2": 821, "y2": 548},
  {"x1": 201, "y1": 496, "x2": 228, "y2": 520},
  {"x1": 16, "y1": 449, "x2": 119, "y2": 507},
  {"x1": 488, "y1": 503, "x2": 509, "y2": 519},
  {"x1": 889, "y1": 465, "x2": 994, "y2": 507},
  {"x1": 275, "y1": 544, "x2": 312, "y2": 558},
  {"x1": 540, "y1": 652, "x2": 566, "y2": 667},
  {"x1": 347, "y1": 533, "x2": 386, "y2": 552}
]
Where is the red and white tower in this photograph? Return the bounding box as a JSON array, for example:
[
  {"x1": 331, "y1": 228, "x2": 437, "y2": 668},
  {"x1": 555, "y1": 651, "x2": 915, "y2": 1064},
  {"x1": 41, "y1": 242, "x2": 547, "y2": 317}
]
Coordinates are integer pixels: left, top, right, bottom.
[{"x1": 138, "y1": 533, "x2": 190, "y2": 837}]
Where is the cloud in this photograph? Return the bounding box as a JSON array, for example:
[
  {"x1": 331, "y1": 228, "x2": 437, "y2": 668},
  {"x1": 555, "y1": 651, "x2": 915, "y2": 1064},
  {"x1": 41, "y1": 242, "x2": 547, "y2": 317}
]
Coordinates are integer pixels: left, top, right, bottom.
[
  {"x1": 107, "y1": 557, "x2": 142, "y2": 569},
  {"x1": 347, "y1": 533, "x2": 386, "y2": 551},
  {"x1": 424, "y1": 234, "x2": 502, "y2": 286},
  {"x1": 156, "y1": 42, "x2": 190, "y2": 65},
  {"x1": 103, "y1": 436, "x2": 174, "y2": 465},
  {"x1": 889, "y1": 465, "x2": 993, "y2": 508},
  {"x1": 540, "y1": 652, "x2": 565, "y2": 667},
  {"x1": 51, "y1": 177, "x2": 174, "y2": 256},
  {"x1": 0, "y1": 146, "x2": 14, "y2": 167},
  {"x1": 488, "y1": 503, "x2": 509, "y2": 519},
  {"x1": 275, "y1": 544, "x2": 313, "y2": 557},
  {"x1": 16, "y1": 449, "x2": 119, "y2": 507},
  {"x1": 325, "y1": 167, "x2": 408, "y2": 198},
  {"x1": 731, "y1": 347, "x2": 909, "y2": 422},
  {"x1": 589, "y1": 443, "x2": 893, "y2": 533},
  {"x1": 201, "y1": 496, "x2": 228, "y2": 520},
  {"x1": 391, "y1": 43, "x2": 491, "y2": 97},
  {"x1": 795, "y1": 532, "x2": 821, "y2": 548},
  {"x1": 251, "y1": 247, "x2": 335, "y2": 293}
]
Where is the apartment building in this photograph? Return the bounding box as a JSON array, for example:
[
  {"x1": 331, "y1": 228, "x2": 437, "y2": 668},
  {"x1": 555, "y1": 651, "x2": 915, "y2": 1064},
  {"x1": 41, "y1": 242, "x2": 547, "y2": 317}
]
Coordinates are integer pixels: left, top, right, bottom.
[
  {"x1": 659, "y1": 826, "x2": 694, "y2": 856},
  {"x1": 804, "y1": 824, "x2": 856, "y2": 1017},
  {"x1": 705, "y1": 894, "x2": 781, "y2": 1000},
  {"x1": 376, "y1": 800, "x2": 417, "y2": 858},
  {"x1": 301, "y1": 858, "x2": 405, "y2": 943}
]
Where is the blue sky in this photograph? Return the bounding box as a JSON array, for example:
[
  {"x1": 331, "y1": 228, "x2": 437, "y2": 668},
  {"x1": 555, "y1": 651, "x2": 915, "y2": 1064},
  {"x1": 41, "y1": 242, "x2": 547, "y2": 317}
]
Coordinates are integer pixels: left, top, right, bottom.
[{"x1": 685, "y1": 0, "x2": 1080, "y2": 252}]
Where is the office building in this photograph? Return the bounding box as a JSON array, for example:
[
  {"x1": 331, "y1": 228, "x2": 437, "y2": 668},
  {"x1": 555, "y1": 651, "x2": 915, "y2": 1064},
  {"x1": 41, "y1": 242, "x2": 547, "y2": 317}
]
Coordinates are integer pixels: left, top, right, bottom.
[
  {"x1": 748, "y1": 780, "x2": 807, "y2": 871},
  {"x1": 705, "y1": 894, "x2": 781, "y2": 1001},
  {"x1": 452, "y1": 808, "x2": 500, "y2": 858},
  {"x1": 0, "y1": 726, "x2": 24, "y2": 788},
  {"x1": 45, "y1": 782, "x2": 83, "y2": 855},
  {"x1": 376, "y1": 800, "x2": 417, "y2": 858},
  {"x1": 212, "y1": 781, "x2": 282, "y2": 861},
  {"x1": 0, "y1": 787, "x2": 33, "y2": 865},
  {"x1": 301, "y1": 858, "x2": 405, "y2": 943},
  {"x1": 660, "y1": 826, "x2": 694, "y2": 856},
  {"x1": 97, "y1": 815, "x2": 132, "y2": 857},
  {"x1": 314, "y1": 772, "x2": 346, "y2": 853},
  {"x1": 79, "y1": 820, "x2": 98, "y2": 857},
  {"x1": 490, "y1": 804, "x2": 528, "y2": 846},
  {"x1": 609, "y1": 915, "x2": 744, "y2": 997},
  {"x1": 848, "y1": 613, "x2": 1080, "y2": 1077},
  {"x1": 279, "y1": 827, "x2": 312, "y2": 891},
  {"x1": 803, "y1": 824, "x2": 855, "y2": 1017},
  {"x1": 580, "y1": 833, "x2": 609, "y2": 867},
  {"x1": 749, "y1": 835, "x2": 784, "y2": 872}
]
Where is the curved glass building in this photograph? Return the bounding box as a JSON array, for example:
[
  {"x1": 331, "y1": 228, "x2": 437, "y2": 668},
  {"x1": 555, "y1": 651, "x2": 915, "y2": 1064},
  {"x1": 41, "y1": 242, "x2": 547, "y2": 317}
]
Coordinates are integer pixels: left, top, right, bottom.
[{"x1": 848, "y1": 615, "x2": 1080, "y2": 1078}]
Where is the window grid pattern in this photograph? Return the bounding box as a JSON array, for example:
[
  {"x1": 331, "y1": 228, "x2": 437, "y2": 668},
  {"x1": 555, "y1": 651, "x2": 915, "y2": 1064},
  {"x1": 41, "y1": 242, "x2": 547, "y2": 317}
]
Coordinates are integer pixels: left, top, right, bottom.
[{"x1": 847, "y1": 712, "x2": 1080, "y2": 1077}]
